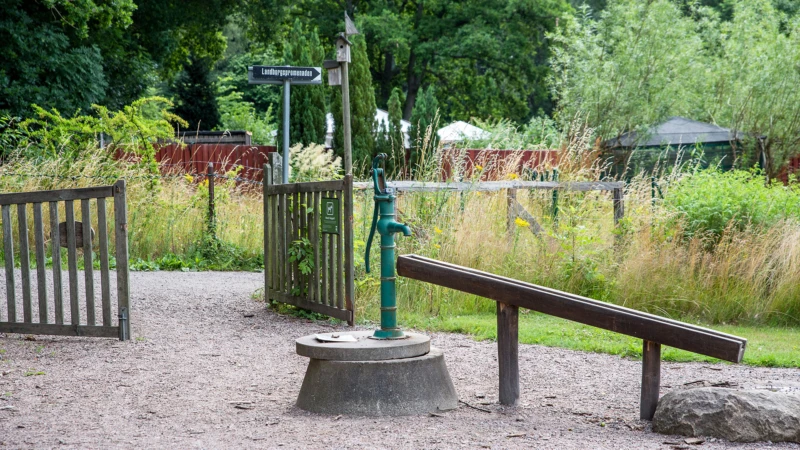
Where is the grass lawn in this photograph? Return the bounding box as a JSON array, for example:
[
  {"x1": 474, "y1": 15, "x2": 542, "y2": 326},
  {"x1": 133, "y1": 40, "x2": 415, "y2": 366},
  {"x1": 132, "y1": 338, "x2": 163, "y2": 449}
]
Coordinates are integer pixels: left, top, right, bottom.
[{"x1": 402, "y1": 312, "x2": 800, "y2": 368}]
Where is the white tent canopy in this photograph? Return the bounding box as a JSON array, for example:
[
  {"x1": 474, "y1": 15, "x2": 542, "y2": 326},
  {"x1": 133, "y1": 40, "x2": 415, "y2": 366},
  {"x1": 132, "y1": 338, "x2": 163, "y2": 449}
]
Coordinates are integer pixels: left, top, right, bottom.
[{"x1": 437, "y1": 121, "x2": 490, "y2": 144}]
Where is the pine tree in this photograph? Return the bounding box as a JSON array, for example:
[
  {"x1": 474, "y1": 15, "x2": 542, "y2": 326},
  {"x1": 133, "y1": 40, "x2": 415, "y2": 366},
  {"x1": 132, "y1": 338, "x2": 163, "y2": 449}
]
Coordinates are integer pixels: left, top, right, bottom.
[
  {"x1": 386, "y1": 88, "x2": 406, "y2": 176},
  {"x1": 279, "y1": 20, "x2": 326, "y2": 147},
  {"x1": 408, "y1": 85, "x2": 439, "y2": 175},
  {"x1": 172, "y1": 55, "x2": 221, "y2": 131},
  {"x1": 332, "y1": 34, "x2": 377, "y2": 176}
]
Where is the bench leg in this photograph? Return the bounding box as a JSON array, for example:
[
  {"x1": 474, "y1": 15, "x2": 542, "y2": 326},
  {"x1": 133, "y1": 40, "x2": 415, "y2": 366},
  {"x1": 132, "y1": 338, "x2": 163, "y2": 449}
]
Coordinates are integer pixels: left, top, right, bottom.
[
  {"x1": 640, "y1": 340, "x2": 661, "y2": 420},
  {"x1": 497, "y1": 302, "x2": 519, "y2": 406}
]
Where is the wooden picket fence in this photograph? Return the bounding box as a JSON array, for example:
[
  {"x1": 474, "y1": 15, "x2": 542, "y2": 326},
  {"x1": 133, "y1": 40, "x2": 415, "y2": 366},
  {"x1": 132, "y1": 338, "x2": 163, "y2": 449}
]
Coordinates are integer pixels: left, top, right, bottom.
[{"x1": 0, "y1": 181, "x2": 130, "y2": 340}]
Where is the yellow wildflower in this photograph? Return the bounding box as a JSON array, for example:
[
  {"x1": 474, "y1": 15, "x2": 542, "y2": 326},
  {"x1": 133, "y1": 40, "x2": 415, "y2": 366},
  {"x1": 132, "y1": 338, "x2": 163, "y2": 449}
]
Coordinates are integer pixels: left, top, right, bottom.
[
  {"x1": 184, "y1": 174, "x2": 194, "y2": 183},
  {"x1": 515, "y1": 217, "x2": 530, "y2": 228},
  {"x1": 434, "y1": 244, "x2": 441, "y2": 249},
  {"x1": 507, "y1": 173, "x2": 519, "y2": 180},
  {"x1": 434, "y1": 226, "x2": 443, "y2": 234},
  {"x1": 475, "y1": 164, "x2": 484, "y2": 171}
]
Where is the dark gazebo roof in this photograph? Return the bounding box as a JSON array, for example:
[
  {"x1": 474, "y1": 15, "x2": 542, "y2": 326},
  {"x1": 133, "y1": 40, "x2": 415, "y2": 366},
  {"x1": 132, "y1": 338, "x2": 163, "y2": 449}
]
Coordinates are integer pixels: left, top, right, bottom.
[{"x1": 603, "y1": 117, "x2": 744, "y2": 149}]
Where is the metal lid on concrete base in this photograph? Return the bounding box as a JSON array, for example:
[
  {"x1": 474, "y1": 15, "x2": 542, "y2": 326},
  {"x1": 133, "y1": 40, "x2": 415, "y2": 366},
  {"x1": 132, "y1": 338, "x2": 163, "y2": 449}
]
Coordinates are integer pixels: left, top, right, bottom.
[{"x1": 296, "y1": 330, "x2": 430, "y2": 361}]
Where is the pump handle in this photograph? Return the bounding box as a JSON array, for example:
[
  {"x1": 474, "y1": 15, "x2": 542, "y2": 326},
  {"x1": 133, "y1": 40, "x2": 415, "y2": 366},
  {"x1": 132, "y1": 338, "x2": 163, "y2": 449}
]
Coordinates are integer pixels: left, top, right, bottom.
[{"x1": 365, "y1": 154, "x2": 387, "y2": 273}]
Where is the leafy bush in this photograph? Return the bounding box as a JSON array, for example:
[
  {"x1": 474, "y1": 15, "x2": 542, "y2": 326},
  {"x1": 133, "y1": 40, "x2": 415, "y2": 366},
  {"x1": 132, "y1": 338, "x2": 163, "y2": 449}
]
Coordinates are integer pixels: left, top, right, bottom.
[
  {"x1": 664, "y1": 169, "x2": 800, "y2": 238},
  {"x1": 289, "y1": 143, "x2": 342, "y2": 182}
]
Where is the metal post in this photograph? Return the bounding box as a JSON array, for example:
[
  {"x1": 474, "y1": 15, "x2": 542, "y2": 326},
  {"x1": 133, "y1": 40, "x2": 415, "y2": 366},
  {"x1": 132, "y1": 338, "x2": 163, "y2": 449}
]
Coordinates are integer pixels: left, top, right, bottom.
[
  {"x1": 207, "y1": 162, "x2": 216, "y2": 239},
  {"x1": 283, "y1": 80, "x2": 291, "y2": 183}
]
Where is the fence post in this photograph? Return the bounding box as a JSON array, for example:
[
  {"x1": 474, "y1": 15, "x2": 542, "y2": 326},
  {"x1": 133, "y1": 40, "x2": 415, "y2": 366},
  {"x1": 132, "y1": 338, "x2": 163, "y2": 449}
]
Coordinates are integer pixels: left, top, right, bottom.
[
  {"x1": 651, "y1": 176, "x2": 656, "y2": 208},
  {"x1": 613, "y1": 186, "x2": 624, "y2": 227},
  {"x1": 264, "y1": 164, "x2": 272, "y2": 305},
  {"x1": 207, "y1": 162, "x2": 216, "y2": 239},
  {"x1": 551, "y1": 169, "x2": 559, "y2": 225},
  {"x1": 507, "y1": 188, "x2": 517, "y2": 238},
  {"x1": 114, "y1": 180, "x2": 130, "y2": 341},
  {"x1": 497, "y1": 302, "x2": 520, "y2": 406}
]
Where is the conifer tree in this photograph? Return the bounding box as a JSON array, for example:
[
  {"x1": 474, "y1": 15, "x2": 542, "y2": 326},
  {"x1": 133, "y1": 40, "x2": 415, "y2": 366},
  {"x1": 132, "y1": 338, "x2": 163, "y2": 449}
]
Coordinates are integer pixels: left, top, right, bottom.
[
  {"x1": 279, "y1": 20, "x2": 326, "y2": 147},
  {"x1": 332, "y1": 34, "x2": 376, "y2": 176},
  {"x1": 172, "y1": 55, "x2": 221, "y2": 131},
  {"x1": 386, "y1": 88, "x2": 406, "y2": 176},
  {"x1": 408, "y1": 85, "x2": 439, "y2": 175}
]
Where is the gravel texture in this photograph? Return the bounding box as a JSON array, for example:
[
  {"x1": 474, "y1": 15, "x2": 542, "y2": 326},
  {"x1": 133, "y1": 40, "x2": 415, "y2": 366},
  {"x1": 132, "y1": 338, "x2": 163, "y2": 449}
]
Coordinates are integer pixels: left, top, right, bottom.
[{"x1": 0, "y1": 271, "x2": 798, "y2": 449}]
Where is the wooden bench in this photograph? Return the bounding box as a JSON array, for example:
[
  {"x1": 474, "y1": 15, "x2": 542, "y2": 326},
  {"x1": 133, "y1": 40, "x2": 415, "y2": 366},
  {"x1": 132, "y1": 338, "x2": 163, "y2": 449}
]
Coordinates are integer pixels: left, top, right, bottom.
[{"x1": 396, "y1": 254, "x2": 747, "y2": 420}]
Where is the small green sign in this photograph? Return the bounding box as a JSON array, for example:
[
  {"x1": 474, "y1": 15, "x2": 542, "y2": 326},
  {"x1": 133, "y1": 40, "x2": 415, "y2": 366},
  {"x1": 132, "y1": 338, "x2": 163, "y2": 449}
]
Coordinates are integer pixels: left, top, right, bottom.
[{"x1": 321, "y1": 197, "x2": 340, "y2": 234}]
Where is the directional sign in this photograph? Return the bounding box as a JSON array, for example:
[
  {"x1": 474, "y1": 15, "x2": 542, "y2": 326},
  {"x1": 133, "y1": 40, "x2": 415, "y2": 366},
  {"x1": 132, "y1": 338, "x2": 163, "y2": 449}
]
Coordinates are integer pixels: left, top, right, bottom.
[{"x1": 248, "y1": 66, "x2": 322, "y2": 85}]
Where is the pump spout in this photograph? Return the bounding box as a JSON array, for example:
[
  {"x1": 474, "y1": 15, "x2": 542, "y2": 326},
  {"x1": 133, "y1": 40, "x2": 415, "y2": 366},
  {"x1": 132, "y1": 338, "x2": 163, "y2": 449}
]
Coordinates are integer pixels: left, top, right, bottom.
[{"x1": 387, "y1": 221, "x2": 412, "y2": 237}]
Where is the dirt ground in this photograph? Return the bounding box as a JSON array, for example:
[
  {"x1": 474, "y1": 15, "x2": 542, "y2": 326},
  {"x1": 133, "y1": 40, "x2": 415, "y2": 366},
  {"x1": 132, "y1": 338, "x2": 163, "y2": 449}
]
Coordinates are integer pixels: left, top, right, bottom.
[{"x1": 0, "y1": 271, "x2": 798, "y2": 449}]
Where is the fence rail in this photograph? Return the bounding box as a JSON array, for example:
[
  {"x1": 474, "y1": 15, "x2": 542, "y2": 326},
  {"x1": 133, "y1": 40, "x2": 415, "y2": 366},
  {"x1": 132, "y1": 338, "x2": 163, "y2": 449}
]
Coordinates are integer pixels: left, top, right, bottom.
[{"x1": 0, "y1": 181, "x2": 130, "y2": 340}]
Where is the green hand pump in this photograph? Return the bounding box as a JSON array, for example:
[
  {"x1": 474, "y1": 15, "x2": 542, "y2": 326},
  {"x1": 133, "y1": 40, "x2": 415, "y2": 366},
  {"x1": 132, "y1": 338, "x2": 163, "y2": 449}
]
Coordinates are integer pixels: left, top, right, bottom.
[{"x1": 365, "y1": 154, "x2": 412, "y2": 339}]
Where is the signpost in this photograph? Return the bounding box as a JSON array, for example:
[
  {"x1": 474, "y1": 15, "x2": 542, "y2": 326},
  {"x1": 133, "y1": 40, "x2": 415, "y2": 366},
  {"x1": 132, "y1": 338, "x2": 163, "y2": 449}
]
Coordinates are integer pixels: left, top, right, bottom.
[{"x1": 247, "y1": 65, "x2": 322, "y2": 183}]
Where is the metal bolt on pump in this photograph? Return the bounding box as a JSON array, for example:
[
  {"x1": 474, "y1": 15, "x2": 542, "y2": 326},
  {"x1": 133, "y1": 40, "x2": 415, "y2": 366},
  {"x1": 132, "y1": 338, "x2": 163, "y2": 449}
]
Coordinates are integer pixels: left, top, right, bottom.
[{"x1": 365, "y1": 154, "x2": 412, "y2": 339}]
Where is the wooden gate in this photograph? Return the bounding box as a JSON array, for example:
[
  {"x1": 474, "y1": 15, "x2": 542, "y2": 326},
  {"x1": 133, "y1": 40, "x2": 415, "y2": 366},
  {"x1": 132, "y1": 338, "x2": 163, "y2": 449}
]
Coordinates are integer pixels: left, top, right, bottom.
[
  {"x1": 263, "y1": 169, "x2": 354, "y2": 325},
  {"x1": 0, "y1": 181, "x2": 130, "y2": 340}
]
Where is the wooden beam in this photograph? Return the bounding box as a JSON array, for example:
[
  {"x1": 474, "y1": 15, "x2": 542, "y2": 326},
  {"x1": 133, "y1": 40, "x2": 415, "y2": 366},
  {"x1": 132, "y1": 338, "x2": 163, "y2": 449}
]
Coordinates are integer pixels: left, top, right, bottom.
[
  {"x1": 0, "y1": 186, "x2": 114, "y2": 206},
  {"x1": 640, "y1": 340, "x2": 661, "y2": 420},
  {"x1": 354, "y1": 180, "x2": 624, "y2": 192},
  {"x1": 497, "y1": 302, "x2": 519, "y2": 406},
  {"x1": 397, "y1": 255, "x2": 746, "y2": 363},
  {"x1": 264, "y1": 179, "x2": 345, "y2": 196}
]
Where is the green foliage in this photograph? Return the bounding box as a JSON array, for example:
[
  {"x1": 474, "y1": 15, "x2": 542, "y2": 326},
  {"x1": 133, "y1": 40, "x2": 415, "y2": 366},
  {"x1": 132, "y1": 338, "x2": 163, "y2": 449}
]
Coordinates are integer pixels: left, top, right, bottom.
[
  {"x1": 408, "y1": 85, "x2": 439, "y2": 174},
  {"x1": 463, "y1": 116, "x2": 563, "y2": 150},
  {"x1": 332, "y1": 35, "x2": 377, "y2": 175},
  {"x1": 17, "y1": 97, "x2": 186, "y2": 176},
  {"x1": 289, "y1": 143, "x2": 342, "y2": 182},
  {"x1": 279, "y1": 21, "x2": 326, "y2": 147},
  {"x1": 664, "y1": 169, "x2": 800, "y2": 238},
  {"x1": 171, "y1": 55, "x2": 221, "y2": 131},
  {"x1": 216, "y1": 78, "x2": 276, "y2": 145},
  {"x1": 385, "y1": 88, "x2": 406, "y2": 176}
]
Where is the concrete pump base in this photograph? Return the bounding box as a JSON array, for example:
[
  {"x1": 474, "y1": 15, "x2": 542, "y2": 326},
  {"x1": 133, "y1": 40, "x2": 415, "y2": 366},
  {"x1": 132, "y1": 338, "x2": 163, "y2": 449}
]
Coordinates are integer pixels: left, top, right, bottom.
[{"x1": 296, "y1": 347, "x2": 458, "y2": 416}]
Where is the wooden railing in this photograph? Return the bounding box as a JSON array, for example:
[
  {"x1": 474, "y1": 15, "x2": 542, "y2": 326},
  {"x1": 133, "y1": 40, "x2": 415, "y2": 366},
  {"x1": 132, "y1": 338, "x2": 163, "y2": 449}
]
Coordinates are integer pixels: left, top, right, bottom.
[{"x1": 396, "y1": 254, "x2": 747, "y2": 420}]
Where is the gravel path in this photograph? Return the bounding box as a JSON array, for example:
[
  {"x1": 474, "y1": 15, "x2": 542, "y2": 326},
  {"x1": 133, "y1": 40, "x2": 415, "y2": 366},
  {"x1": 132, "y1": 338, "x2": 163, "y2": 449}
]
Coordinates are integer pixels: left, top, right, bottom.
[{"x1": 0, "y1": 271, "x2": 798, "y2": 449}]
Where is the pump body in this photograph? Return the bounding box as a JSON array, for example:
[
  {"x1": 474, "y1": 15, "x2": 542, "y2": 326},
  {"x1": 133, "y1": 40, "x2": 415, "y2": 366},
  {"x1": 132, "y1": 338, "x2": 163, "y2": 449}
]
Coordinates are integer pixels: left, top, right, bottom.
[{"x1": 366, "y1": 154, "x2": 412, "y2": 339}]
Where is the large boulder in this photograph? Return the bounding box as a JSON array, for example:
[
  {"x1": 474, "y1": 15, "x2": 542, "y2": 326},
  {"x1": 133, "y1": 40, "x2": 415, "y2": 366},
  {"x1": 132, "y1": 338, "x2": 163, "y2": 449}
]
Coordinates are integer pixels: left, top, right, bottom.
[{"x1": 653, "y1": 387, "x2": 800, "y2": 443}]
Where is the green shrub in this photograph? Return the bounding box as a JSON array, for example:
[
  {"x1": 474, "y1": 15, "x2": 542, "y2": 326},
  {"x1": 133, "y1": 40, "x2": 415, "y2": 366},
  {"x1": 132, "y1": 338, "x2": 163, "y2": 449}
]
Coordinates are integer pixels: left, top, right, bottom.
[{"x1": 664, "y1": 169, "x2": 800, "y2": 238}]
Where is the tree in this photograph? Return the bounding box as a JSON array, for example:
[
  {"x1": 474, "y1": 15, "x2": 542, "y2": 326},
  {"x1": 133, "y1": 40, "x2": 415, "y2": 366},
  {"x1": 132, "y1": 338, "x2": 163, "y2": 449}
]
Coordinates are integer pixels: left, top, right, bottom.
[
  {"x1": 408, "y1": 85, "x2": 439, "y2": 175},
  {"x1": 386, "y1": 87, "x2": 406, "y2": 176},
  {"x1": 172, "y1": 55, "x2": 221, "y2": 131},
  {"x1": 279, "y1": 20, "x2": 326, "y2": 147},
  {"x1": 548, "y1": 0, "x2": 710, "y2": 140},
  {"x1": 285, "y1": 0, "x2": 573, "y2": 123},
  {"x1": 331, "y1": 34, "x2": 377, "y2": 175},
  {"x1": 0, "y1": 0, "x2": 135, "y2": 116}
]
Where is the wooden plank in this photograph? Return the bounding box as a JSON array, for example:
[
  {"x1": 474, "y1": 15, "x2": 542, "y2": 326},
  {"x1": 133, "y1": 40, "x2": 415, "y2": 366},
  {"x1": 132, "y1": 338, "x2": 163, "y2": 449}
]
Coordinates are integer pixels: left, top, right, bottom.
[
  {"x1": 2, "y1": 205, "x2": 16, "y2": 322},
  {"x1": 613, "y1": 187, "x2": 624, "y2": 226},
  {"x1": 32, "y1": 203, "x2": 48, "y2": 323},
  {"x1": 264, "y1": 179, "x2": 345, "y2": 196},
  {"x1": 278, "y1": 192, "x2": 285, "y2": 294},
  {"x1": 640, "y1": 340, "x2": 661, "y2": 420},
  {"x1": 17, "y1": 204, "x2": 32, "y2": 323},
  {"x1": 396, "y1": 255, "x2": 747, "y2": 362},
  {"x1": 49, "y1": 202, "x2": 63, "y2": 324},
  {"x1": 96, "y1": 198, "x2": 111, "y2": 327},
  {"x1": 263, "y1": 164, "x2": 271, "y2": 303},
  {"x1": 0, "y1": 186, "x2": 115, "y2": 206},
  {"x1": 336, "y1": 189, "x2": 344, "y2": 310},
  {"x1": 291, "y1": 191, "x2": 299, "y2": 296},
  {"x1": 510, "y1": 199, "x2": 544, "y2": 236},
  {"x1": 327, "y1": 192, "x2": 335, "y2": 307},
  {"x1": 353, "y1": 180, "x2": 624, "y2": 193},
  {"x1": 0, "y1": 322, "x2": 119, "y2": 338},
  {"x1": 343, "y1": 175, "x2": 355, "y2": 325},
  {"x1": 497, "y1": 302, "x2": 520, "y2": 406},
  {"x1": 320, "y1": 192, "x2": 328, "y2": 306},
  {"x1": 271, "y1": 292, "x2": 353, "y2": 322},
  {"x1": 114, "y1": 180, "x2": 130, "y2": 341},
  {"x1": 65, "y1": 201, "x2": 80, "y2": 325},
  {"x1": 309, "y1": 191, "x2": 318, "y2": 303},
  {"x1": 81, "y1": 199, "x2": 95, "y2": 325},
  {"x1": 300, "y1": 191, "x2": 308, "y2": 299}
]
